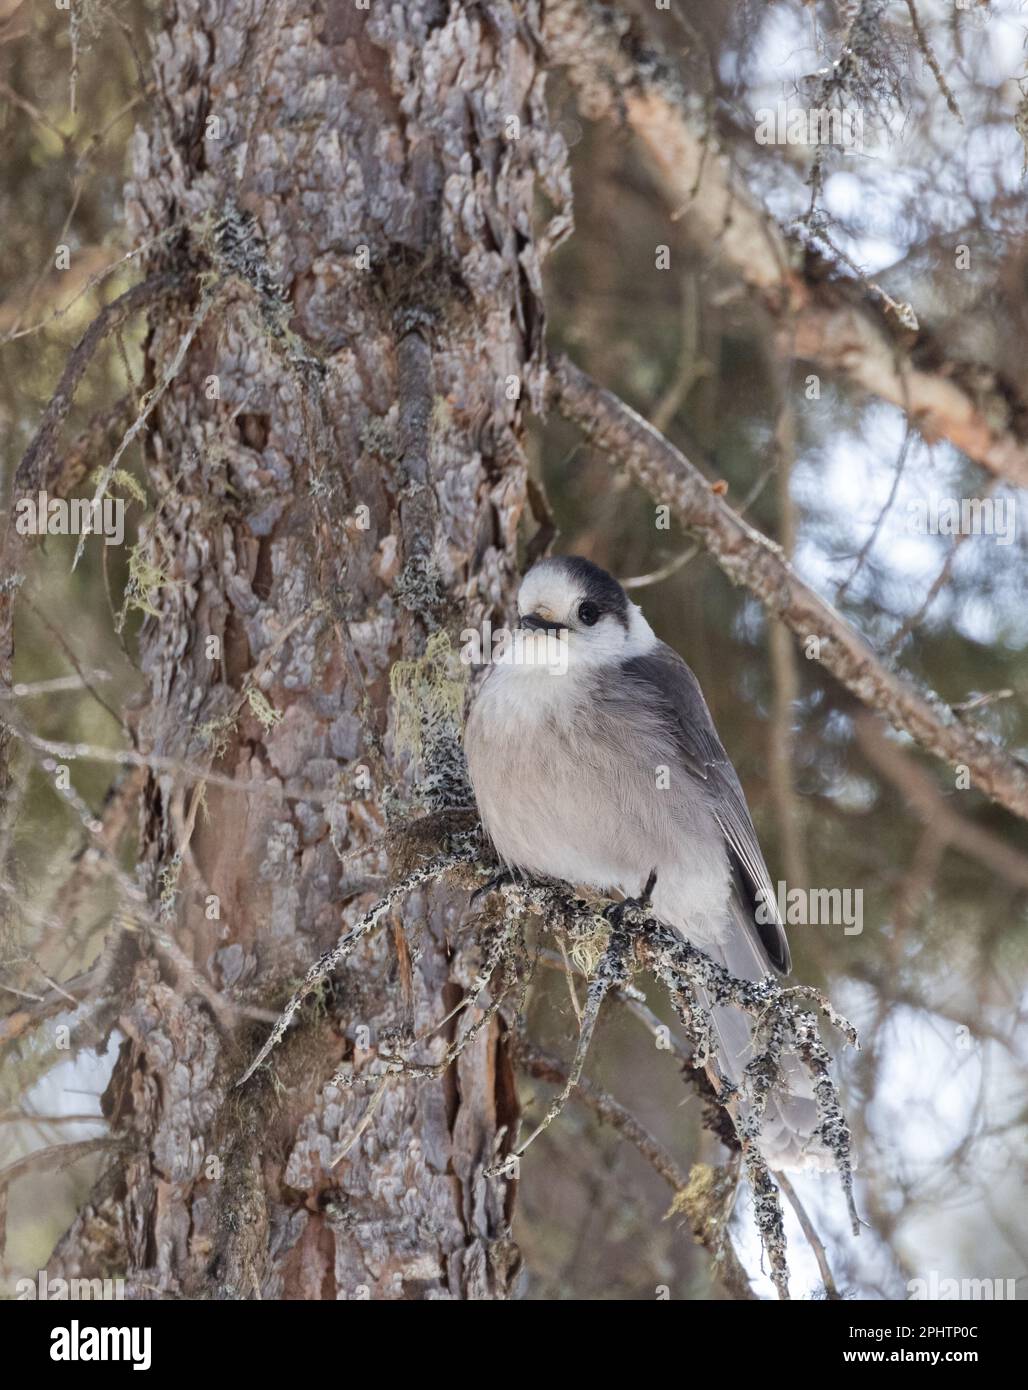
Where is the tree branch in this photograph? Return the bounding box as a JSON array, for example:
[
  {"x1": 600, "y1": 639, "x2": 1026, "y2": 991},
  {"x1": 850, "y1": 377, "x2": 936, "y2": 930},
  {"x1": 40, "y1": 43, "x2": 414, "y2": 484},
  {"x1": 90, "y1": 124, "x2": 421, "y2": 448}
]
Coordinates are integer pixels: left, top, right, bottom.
[
  {"x1": 12, "y1": 272, "x2": 180, "y2": 498},
  {"x1": 853, "y1": 714, "x2": 1028, "y2": 891},
  {"x1": 515, "y1": 1039, "x2": 757, "y2": 1300},
  {"x1": 541, "y1": 0, "x2": 1028, "y2": 489},
  {"x1": 549, "y1": 353, "x2": 1028, "y2": 824}
]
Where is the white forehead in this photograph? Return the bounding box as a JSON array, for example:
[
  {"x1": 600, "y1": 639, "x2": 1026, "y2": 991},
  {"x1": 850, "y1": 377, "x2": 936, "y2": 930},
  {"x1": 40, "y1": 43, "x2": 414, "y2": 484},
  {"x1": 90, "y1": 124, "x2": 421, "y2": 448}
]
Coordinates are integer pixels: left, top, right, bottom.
[{"x1": 516, "y1": 563, "x2": 584, "y2": 618}]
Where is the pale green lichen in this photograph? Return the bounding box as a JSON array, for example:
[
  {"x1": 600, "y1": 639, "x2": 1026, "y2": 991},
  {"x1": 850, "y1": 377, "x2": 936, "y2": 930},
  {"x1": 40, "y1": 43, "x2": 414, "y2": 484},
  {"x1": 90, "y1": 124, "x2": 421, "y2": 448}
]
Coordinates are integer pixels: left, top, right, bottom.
[
  {"x1": 111, "y1": 469, "x2": 148, "y2": 507},
  {"x1": 117, "y1": 539, "x2": 175, "y2": 630},
  {"x1": 389, "y1": 630, "x2": 470, "y2": 810},
  {"x1": 197, "y1": 712, "x2": 238, "y2": 759},
  {"x1": 567, "y1": 915, "x2": 611, "y2": 976},
  {"x1": 246, "y1": 687, "x2": 283, "y2": 732}
]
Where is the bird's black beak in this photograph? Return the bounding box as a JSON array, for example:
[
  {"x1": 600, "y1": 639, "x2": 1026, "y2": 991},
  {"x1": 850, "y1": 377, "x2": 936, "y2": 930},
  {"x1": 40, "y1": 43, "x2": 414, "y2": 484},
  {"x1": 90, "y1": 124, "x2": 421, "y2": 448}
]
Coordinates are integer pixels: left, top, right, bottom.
[{"x1": 521, "y1": 612, "x2": 566, "y2": 634}]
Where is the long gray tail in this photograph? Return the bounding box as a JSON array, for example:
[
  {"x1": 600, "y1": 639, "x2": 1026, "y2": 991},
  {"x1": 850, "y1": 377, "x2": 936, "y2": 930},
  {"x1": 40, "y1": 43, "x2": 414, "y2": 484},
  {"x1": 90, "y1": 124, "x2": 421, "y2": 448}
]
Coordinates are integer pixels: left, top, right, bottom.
[{"x1": 701, "y1": 925, "x2": 833, "y2": 1173}]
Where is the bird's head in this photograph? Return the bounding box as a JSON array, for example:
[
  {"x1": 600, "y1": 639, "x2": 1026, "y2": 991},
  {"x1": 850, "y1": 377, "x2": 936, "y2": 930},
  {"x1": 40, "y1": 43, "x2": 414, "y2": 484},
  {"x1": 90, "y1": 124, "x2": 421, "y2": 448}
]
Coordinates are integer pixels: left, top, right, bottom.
[{"x1": 516, "y1": 556, "x2": 653, "y2": 667}]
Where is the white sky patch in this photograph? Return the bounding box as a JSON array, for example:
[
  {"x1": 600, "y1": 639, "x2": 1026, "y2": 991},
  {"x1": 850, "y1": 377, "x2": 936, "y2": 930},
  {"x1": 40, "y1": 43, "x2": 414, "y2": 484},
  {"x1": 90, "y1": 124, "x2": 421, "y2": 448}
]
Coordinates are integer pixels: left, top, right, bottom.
[
  {"x1": 739, "y1": 0, "x2": 1027, "y2": 279},
  {"x1": 822, "y1": 169, "x2": 865, "y2": 219},
  {"x1": 964, "y1": 119, "x2": 1027, "y2": 203},
  {"x1": 13, "y1": 1024, "x2": 119, "y2": 1141},
  {"x1": 735, "y1": 979, "x2": 1027, "y2": 1300},
  {"x1": 785, "y1": 404, "x2": 1027, "y2": 647}
]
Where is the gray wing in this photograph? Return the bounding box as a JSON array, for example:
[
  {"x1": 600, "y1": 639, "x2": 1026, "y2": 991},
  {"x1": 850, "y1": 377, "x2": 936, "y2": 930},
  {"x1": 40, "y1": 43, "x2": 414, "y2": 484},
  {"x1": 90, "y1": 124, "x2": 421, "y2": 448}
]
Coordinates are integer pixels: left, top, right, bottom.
[{"x1": 619, "y1": 642, "x2": 791, "y2": 975}]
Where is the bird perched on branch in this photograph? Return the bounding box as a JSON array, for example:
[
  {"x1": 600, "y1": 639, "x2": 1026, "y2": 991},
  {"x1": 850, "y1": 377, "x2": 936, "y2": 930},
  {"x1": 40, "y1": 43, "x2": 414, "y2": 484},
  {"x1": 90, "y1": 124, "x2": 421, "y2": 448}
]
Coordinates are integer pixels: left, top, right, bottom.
[{"x1": 464, "y1": 554, "x2": 826, "y2": 1171}]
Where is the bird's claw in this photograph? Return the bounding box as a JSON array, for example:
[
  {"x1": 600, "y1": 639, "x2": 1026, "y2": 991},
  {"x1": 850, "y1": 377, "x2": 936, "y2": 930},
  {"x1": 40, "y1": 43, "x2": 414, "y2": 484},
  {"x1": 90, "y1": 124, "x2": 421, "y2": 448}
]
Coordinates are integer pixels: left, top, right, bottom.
[
  {"x1": 470, "y1": 868, "x2": 516, "y2": 906},
  {"x1": 604, "y1": 868, "x2": 658, "y2": 928}
]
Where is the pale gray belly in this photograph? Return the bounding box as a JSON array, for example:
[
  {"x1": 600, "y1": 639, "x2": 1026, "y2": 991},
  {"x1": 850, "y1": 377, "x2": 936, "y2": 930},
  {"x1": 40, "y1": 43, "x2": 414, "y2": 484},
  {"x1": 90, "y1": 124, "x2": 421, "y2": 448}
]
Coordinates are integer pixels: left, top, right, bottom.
[{"x1": 465, "y1": 684, "x2": 732, "y2": 935}]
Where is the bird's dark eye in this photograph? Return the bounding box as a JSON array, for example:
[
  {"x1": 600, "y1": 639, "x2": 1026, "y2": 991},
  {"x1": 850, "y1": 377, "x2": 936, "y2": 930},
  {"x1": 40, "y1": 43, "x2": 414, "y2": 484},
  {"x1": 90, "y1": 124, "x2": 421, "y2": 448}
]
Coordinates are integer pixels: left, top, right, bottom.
[{"x1": 577, "y1": 601, "x2": 601, "y2": 627}]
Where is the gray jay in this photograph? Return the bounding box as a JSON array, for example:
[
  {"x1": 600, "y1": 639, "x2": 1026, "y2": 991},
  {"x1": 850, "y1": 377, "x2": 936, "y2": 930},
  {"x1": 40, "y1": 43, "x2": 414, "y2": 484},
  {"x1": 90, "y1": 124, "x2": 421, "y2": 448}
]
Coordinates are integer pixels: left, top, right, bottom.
[{"x1": 464, "y1": 555, "x2": 825, "y2": 1171}]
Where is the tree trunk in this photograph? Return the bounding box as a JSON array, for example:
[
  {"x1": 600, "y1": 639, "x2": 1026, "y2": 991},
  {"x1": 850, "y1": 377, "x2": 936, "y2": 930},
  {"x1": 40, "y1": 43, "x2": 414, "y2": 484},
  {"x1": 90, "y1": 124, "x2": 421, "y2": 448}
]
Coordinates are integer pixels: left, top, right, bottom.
[{"x1": 53, "y1": 0, "x2": 569, "y2": 1300}]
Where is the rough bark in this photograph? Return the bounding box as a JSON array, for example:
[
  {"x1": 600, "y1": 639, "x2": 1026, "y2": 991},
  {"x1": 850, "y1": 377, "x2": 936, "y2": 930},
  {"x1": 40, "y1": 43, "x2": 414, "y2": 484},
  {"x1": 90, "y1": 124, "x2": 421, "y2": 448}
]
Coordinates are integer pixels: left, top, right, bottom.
[{"x1": 51, "y1": 0, "x2": 570, "y2": 1300}]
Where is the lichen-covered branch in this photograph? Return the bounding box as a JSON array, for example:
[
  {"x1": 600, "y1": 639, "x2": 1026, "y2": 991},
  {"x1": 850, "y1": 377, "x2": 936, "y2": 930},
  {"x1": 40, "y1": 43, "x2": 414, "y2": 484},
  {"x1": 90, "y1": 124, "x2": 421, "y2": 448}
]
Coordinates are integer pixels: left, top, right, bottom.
[{"x1": 241, "y1": 861, "x2": 858, "y2": 1300}]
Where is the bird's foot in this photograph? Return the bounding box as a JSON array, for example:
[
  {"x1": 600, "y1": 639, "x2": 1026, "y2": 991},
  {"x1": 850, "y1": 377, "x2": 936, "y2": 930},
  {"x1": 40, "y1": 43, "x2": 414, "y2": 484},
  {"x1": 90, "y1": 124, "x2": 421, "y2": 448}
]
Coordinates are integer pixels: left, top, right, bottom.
[
  {"x1": 470, "y1": 867, "x2": 516, "y2": 906},
  {"x1": 604, "y1": 868, "x2": 659, "y2": 929}
]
